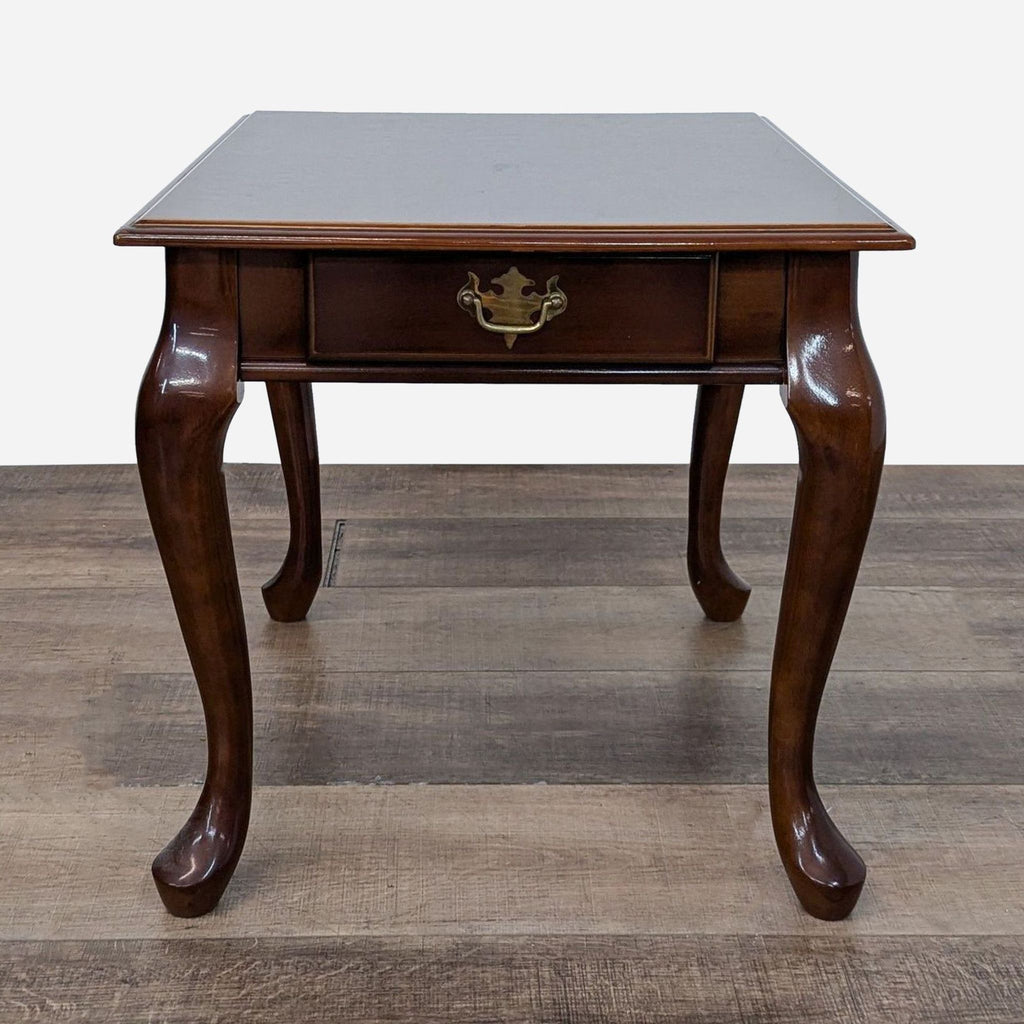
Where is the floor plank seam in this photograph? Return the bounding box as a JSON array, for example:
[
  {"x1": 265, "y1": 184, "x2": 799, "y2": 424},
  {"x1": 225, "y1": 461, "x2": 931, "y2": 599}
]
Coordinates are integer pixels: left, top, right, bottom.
[{"x1": 9, "y1": 932, "x2": 1024, "y2": 943}]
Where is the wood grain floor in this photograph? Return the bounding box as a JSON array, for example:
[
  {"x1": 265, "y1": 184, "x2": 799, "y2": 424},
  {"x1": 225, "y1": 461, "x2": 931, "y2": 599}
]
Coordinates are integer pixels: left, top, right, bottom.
[{"x1": 1, "y1": 464, "x2": 1022, "y2": 1022}]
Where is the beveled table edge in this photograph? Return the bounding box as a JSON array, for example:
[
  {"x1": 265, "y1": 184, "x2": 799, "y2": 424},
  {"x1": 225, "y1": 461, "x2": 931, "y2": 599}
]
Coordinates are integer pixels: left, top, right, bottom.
[{"x1": 114, "y1": 223, "x2": 915, "y2": 251}]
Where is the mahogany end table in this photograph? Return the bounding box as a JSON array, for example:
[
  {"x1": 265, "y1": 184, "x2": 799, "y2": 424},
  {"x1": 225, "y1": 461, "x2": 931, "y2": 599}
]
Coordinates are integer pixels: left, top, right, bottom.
[{"x1": 115, "y1": 112, "x2": 913, "y2": 921}]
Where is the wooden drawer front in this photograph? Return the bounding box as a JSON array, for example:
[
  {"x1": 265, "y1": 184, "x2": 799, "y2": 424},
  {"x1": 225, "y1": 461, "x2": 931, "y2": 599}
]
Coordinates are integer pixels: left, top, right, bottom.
[{"x1": 310, "y1": 254, "x2": 715, "y2": 363}]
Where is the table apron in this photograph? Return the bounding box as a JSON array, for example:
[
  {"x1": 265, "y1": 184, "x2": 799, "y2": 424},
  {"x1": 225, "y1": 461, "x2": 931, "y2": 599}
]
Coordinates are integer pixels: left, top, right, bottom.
[{"x1": 237, "y1": 251, "x2": 787, "y2": 377}]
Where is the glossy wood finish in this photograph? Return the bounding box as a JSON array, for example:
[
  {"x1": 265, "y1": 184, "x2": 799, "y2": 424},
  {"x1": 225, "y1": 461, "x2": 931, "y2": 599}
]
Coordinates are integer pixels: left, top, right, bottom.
[
  {"x1": 239, "y1": 251, "x2": 785, "y2": 377},
  {"x1": 135, "y1": 248, "x2": 252, "y2": 917},
  {"x1": 310, "y1": 254, "x2": 715, "y2": 363},
  {"x1": 687, "y1": 385, "x2": 751, "y2": 620},
  {"x1": 262, "y1": 382, "x2": 322, "y2": 621},
  {"x1": 114, "y1": 113, "x2": 912, "y2": 251},
  {"x1": 769, "y1": 252, "x2": 886, "y2": 919},
  {"x1": 117, "y1": 113, "x2": 912, "y2": 923}
]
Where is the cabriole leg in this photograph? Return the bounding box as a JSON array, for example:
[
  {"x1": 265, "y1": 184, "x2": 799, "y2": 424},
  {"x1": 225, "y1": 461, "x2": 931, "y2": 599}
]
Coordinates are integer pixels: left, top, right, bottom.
[
  {"x1": 770, "y1": 252, "x2": 885, "y2": 920},
  {"x1": 687, "y1": 384, "x2": 751, "y2": 621},
  {"x1": 262, "y1": 381, "x2": 322, "y2": 622},
  {"x1": 136, "y1": 248, "x2": 252, "y2": 917}
]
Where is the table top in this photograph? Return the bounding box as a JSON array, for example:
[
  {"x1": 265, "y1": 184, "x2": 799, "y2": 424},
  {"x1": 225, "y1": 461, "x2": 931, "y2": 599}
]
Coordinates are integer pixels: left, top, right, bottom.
[{"x1": 115, "y1": 112, "x2": 913, "y2": 251}]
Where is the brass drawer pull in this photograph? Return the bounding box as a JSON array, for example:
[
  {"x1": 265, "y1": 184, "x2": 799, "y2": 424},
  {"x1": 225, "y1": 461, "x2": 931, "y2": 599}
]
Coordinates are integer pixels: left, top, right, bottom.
[{"x1": 456, "y1": 266, "x2": 567, "y2": 349}]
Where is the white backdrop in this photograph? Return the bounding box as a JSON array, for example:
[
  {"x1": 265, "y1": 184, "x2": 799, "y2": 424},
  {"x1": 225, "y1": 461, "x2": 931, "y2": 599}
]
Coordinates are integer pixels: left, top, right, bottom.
[{"x1": 3, "y1": 1, "x2": 1020, "y2": 465}]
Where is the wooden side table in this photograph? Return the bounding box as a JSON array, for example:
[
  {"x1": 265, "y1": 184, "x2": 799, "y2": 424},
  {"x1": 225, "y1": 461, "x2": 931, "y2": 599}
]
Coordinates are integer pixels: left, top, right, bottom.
[{"x1": 115, "y1": 112, "x2": 913, "y2": 921}]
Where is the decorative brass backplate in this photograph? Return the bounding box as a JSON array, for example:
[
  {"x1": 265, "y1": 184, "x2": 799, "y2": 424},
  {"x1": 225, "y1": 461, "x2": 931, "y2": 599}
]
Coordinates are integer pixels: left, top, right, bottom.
[{"x1": 456, "y1": 266, "x2": 567, "y2": 349}]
